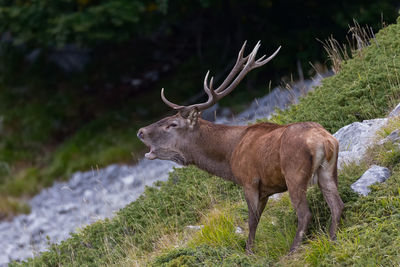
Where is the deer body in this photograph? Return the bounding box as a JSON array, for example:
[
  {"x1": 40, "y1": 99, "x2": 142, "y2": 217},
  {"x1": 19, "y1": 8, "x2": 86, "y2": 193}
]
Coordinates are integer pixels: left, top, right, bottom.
[{"x1": 137, "y1": 42, "x2": 344, "y2": 253}]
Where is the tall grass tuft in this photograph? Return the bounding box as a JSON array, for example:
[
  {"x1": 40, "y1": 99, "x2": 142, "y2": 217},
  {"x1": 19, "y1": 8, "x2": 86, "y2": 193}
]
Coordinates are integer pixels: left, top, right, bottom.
[
  {"x1": 318, "y1": 19, "x2": 377, "y2": 74},
  {"x1": 190, "y1": 208, "x2": 244, "y2": 250}
]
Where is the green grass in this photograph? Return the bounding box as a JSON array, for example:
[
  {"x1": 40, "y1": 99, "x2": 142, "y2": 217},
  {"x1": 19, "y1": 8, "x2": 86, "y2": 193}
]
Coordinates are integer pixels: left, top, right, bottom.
[
  {"x1": 189, "y1": 207, "x2": 245, "y2": 250},
  {"x1": 16, "y1": 13, "x2": 400, "y2": 267},
  {"x1": 0, "y1": 195, "x2": 30, "y2": 220},
  {"x1": 149, "y1": 161, "x2": 400, "y2": 267}
]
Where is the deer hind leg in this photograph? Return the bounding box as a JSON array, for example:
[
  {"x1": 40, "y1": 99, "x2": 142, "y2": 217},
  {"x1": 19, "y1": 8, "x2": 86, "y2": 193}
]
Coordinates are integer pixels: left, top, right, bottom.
[
  {"x1": 243, "y1": 180, "x2": 268, "y2": 254},
  {"x1": 317, "y1": 164, "x2": 344, "y2": 240},
  {"x1": 286, "y1": 177, "x2": 312, "y2": 253}
]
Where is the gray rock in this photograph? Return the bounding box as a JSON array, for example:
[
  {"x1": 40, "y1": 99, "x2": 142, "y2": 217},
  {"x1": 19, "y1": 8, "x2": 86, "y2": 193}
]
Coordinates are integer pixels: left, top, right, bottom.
[
  {"x1": 388, "y1": 102, "x2": 400, "y2": 117},
  {"x1": 351, "y1": 165, "x2": 391, "y2": 196},
  {"x1": 235, "y1": 226, "x2": 244, "y2": 234},
  {"x1": 333, "y1": 118, "x2": 388, "y2": 169},
  {"x1": 378, "y1": 129, "x2": 400, "y2": 145},
  {"x1": 0, "y1": 254, "x2": 8, "y2": 266},
  {"x1": 57, "y1": 203, "x2": 78, "y2": 214},
  {"x1": 186, "y1": 225, "x2": 204, "y2": 230},
  {"x1": 69, "y1": 172, "x2": 84, "y2": 189}
]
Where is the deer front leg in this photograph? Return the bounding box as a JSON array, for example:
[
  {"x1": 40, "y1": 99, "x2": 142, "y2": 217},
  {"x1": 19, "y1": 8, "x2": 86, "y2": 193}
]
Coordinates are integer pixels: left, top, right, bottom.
[{"x1": 244, "y1": 183, "x2": 268, "y2": 254}]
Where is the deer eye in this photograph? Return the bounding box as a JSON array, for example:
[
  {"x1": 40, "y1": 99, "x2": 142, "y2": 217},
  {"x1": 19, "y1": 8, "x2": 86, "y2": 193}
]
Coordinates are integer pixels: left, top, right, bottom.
[{"x1": 165, "y1": 122, "x2": 178, "y2": 130}]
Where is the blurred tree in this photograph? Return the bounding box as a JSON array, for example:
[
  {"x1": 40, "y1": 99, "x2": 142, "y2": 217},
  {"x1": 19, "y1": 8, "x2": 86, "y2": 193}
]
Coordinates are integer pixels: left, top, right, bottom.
[{"x1": 0, "y1": 0, "x2": 397, "y2": 78}]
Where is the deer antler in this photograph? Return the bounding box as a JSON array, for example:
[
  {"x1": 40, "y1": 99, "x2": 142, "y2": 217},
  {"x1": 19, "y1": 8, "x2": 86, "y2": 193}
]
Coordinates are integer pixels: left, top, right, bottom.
[{"x1": 161, "y1": 41, "x2": 281, "y2": 113}]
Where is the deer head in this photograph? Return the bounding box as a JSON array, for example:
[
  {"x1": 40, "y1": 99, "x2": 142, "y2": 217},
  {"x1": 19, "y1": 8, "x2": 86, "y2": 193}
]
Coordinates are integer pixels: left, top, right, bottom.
[{"x1": 137, "y1": 41, "x2": 280, "y2": 164}]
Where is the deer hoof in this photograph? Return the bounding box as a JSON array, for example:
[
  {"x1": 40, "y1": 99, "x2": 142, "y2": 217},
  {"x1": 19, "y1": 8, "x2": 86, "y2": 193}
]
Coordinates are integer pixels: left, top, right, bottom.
[
  {"x1": 245, "y1": 243, "x2": 254, "y2": 255},
  {"x1": 245, "y1": 248, "x2": 254, "y2": 255}
]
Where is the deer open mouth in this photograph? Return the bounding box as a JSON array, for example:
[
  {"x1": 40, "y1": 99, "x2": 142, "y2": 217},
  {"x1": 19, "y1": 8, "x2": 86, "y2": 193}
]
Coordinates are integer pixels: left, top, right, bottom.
[{"x1": 145, "y1": 147, "x2": 157, "y2": 160}]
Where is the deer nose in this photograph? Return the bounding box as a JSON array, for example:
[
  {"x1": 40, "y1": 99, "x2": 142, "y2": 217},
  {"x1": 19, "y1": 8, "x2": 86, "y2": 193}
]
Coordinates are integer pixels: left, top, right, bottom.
[{"x1": 137, "y1": 128, "x2": 145, "y2": 140}]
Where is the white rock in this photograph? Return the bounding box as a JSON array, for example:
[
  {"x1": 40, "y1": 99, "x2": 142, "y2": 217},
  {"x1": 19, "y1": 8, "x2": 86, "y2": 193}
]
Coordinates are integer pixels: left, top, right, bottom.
[
  {"x1": 83, "y1": 189, "x2": 93, "y2": 198},
  {"x1": 351, "y1": 165, "x2": 391, "y2": 196},
  {"x1": 186, "y1": 225, "x2": 204, "y2": 230},
  {"x1": 121, "y1": 174, "x2": 134, "y2": 185},
  {"x1": 334, "y1": 118, "x2": 388, "y2": 169},
  {"x1": 235, "y1": 226, "x2": 244, "y2": 234}
]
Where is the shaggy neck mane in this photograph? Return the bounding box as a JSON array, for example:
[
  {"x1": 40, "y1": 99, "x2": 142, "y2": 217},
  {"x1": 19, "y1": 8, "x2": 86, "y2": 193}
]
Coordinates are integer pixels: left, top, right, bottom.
[{"x1": 183, "y1": 119, "x2": 246, "y2": 183}]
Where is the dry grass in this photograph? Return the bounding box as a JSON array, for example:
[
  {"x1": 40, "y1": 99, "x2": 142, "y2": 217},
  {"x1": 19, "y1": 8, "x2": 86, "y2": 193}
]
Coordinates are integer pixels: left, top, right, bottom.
[
  {"x1": 0, "y1": 195, "x2": 30, "y2": 220},
  {"x1": 319, "y1": 19, "x2": 378, "y2": 73}
]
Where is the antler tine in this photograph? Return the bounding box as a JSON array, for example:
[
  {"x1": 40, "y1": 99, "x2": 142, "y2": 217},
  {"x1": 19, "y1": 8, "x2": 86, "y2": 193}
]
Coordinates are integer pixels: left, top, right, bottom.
[
  {"x1": 236, "y1": 40, "x2": 249, "y2": 63},
  {"x1": 256, "y1": 54, "x2": 267, "y2": 62},
  {"x1": 161, "y1": 88, "x2": 184, "y2": 110},
  {"x1": 209, "y1": 76, "x2": 214, "y2": 91},
  {"x1": 193, "y1": 71, "x2": 217, "y2": 110},
  {"x1": 203, "y1": 70, "x2": 211, "y2": 91},
  {"x1": 214, "y1": 41, "x2": 249, "y2": 94},
  {"x1": 255, "y1": 46, "x2": 281, "y2": 67},
  {"x1": 216, "y1": 42, "x2": 280, "y2": 99},
  {"x1": 202, "y1": 70, "x2": 217, "y2": 99},
  {"x1": 245, "y1": 40, "x2": 261, "y2": 68}
]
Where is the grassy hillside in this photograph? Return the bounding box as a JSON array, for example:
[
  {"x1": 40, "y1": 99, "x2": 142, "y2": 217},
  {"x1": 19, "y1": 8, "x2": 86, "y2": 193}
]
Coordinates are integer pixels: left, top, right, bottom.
[
  {"x1": 19, "y1": 15, "x2": 400, "y2": 266},
  {"x1": 268, "y1": 19, "x2": 400, "y2": 132}
]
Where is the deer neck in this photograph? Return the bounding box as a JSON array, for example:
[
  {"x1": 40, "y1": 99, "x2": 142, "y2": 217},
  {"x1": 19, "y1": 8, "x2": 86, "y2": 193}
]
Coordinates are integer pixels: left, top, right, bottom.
[{"x1": 183, "y1": 119, "x2": 246, "y2": 183}]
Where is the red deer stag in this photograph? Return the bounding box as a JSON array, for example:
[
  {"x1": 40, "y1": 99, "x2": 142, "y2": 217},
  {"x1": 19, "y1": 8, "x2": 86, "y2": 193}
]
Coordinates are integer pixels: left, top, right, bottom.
[{"x1": 137, "y1": 41, "x2": 344, "y2": 253}]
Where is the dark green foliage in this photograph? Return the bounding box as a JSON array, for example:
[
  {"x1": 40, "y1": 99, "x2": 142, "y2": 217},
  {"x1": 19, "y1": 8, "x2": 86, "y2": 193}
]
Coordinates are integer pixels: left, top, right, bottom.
[
  {"x1": 0, "y1": 0, "x2": 213, "y2": 46},
  {"x1": 153, "y1": 245, "x2": 255, "y2": 267},
  {"x1": 1, "y1": 0, "x2": 396, "y2": 48}
]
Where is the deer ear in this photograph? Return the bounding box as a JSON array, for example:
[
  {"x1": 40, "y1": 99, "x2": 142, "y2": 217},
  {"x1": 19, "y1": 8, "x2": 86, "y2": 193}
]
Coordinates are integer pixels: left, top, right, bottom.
[{"x1": 179, "y1": 108, "x2": 201, "y2": 129}]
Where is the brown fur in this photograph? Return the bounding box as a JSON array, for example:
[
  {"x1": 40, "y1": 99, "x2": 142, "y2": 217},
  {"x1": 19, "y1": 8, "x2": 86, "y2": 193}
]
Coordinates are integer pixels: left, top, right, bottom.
[{"x1": 138, "y1": 116, "x2": 344, "y2": 253}]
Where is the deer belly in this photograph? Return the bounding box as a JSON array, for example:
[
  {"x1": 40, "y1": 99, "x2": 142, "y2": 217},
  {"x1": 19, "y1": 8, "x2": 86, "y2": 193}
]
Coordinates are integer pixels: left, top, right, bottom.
[{"x1": 231, "y1": 142, "x2": 284, "y2": 188}]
